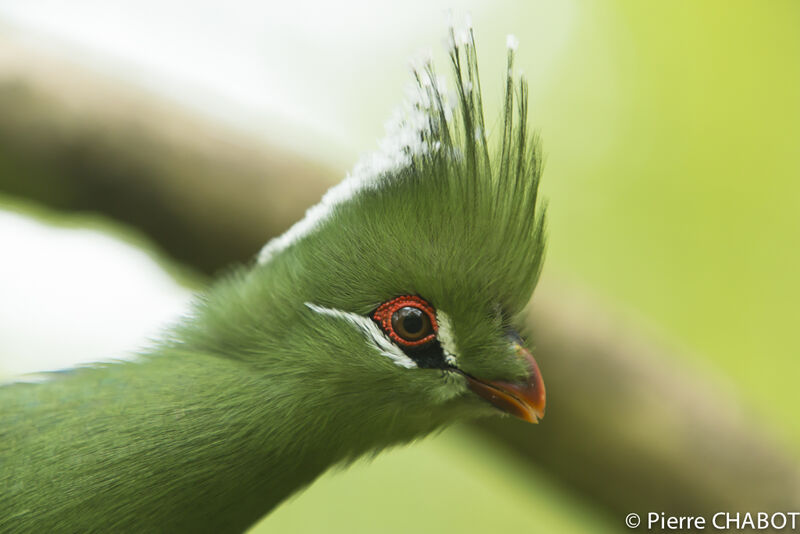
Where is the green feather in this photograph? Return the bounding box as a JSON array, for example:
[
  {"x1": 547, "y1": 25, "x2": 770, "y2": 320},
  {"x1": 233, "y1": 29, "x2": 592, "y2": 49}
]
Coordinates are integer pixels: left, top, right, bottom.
[{"x1": 0, "y1": 26, "x2": 545, "y2": 533}]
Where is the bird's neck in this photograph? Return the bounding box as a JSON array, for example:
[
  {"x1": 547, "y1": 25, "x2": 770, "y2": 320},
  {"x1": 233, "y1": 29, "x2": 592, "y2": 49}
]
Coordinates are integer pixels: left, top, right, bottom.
[{"x1": 1, "y1": 347, "x2": 427, "y2": 533}]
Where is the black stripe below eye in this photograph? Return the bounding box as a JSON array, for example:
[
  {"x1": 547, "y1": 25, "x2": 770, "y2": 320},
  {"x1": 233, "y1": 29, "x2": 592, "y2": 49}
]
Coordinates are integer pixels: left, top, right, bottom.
[{"x1": 402, "y1": 339, "x2": 449, "y2": 369}]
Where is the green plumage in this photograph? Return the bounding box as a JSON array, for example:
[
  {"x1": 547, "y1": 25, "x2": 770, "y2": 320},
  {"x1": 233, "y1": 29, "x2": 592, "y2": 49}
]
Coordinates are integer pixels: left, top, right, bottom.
[{"x1": 1, "y1": 27, "x2": 545, "y2": 533}]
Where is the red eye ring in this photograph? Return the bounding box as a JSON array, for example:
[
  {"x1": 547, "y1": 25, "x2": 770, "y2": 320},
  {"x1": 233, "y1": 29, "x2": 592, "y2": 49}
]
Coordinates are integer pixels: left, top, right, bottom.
[{"x1": 372, "y1": 295, "x2": 438, "y2": 348}]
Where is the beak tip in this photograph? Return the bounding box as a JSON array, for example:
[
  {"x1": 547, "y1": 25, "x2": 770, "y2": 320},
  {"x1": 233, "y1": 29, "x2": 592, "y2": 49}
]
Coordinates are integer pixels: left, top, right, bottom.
[
  {"x1": 518, "y1": 345, "x2": 546, "y2": 424},
  {"x1": 465, "y1": 342, "x2": 546, "y2": 424},
  {"x1": 523, "y1": 399, "x2": 545, "y2": 424}
]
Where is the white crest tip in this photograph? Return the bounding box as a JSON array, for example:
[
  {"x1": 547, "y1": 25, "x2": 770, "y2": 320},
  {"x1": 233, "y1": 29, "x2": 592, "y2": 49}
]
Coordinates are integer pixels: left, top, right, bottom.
[
  {"x1": 464, "y1": 13, "x2": 473, "y2": 30},
  {"x1": 506, "y1": 34, "x2": 519, "y2": 51}
]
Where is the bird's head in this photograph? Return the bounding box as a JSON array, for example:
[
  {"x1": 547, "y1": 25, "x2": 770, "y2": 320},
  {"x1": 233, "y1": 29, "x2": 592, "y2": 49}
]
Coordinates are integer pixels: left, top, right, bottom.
[{"x1": 195, "y1": 28, "x2": 546, "y2": 436}]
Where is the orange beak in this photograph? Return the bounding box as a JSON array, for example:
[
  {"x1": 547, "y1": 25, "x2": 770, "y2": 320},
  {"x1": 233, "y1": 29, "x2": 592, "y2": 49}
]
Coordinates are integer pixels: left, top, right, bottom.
[{"x1": 463, "y1": 341, "x2": 546, "y2": 423}]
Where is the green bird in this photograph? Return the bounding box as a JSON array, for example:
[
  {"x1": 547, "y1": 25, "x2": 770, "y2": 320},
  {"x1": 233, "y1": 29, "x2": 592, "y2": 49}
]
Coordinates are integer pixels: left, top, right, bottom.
[{"x1": 1, "y1": 27, "x2": 546, "y2": 533}]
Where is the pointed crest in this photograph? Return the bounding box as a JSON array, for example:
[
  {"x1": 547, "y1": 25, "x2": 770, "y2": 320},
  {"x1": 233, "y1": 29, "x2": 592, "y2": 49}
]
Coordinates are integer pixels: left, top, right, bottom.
[{"x1": 258, "y1": 25, "x2": 545, "y2": 312}]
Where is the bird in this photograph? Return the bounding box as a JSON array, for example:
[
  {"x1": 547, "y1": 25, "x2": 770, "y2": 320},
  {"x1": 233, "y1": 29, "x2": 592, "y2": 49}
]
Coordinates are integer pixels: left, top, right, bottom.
[{"x1": 0, "y1": 26, "x2": 546, "y2": 533}]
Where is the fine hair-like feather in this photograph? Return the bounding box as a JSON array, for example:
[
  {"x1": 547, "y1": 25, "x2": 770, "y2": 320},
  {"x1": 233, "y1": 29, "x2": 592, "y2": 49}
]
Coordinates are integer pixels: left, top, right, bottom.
[
  {"x1": 259, "y1": 27, "x2": 546, "y2": 316},
  {"x1": 1, "y1": 25, "x2": 547, "y2": 534}
]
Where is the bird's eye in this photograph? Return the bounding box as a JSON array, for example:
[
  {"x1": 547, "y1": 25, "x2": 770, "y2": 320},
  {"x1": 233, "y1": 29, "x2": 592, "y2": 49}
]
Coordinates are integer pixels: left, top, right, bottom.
[
  {"x1": 372, "y1": 295, "x2": 438, "y2": 348},
  {"x1": 392, "y1": 306, "x2": 433, "y2": 341}
]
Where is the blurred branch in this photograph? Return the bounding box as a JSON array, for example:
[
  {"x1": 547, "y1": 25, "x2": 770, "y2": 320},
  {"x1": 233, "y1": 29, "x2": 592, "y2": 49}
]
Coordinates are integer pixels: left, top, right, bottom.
[
  {"x1": 481, "y1": 283, "x2": 800, "y2": 518},
  {"x1": 0, "y1": 35, "x2": 335, "y2": 275},
  {"x1": 2, "y1": 35, "x2": 799, "y2": 520}
]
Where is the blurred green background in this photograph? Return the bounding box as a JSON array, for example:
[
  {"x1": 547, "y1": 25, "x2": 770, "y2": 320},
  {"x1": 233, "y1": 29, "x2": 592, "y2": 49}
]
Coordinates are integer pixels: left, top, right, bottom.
[
  {"x1": 537, "y1": 0, "x2": 800, "y2": 446},
  {"x1": 1, "y1": 1, "x2": 798, "y2": 532}
]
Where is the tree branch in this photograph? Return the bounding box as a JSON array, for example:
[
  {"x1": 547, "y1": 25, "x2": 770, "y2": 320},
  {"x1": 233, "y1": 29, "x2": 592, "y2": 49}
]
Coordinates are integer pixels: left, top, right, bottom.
[{"x1": 0, "y1": 35, "x2": 334, "y2": 275}]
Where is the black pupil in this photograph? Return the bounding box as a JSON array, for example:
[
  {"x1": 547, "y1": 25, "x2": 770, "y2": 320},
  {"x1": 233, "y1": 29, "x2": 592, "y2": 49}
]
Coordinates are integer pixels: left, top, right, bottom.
[
  {"x1": 392, "y1": 306, "x2": 430, "y2": 341},
  {"x1": 402, "y1": 310, "x2": 424, "y2": 334}
]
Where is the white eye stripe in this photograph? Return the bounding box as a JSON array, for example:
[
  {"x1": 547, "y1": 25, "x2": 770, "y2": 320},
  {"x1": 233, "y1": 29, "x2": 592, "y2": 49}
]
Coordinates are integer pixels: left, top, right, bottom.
[
  {"x1": 305, "y1": 302, "x2": 417, "y2": 369},
  {"x1": 435, "y1": 310, "x2": 459, "y2": 367}
]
